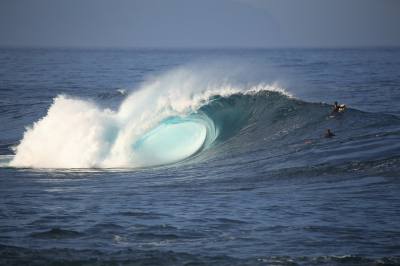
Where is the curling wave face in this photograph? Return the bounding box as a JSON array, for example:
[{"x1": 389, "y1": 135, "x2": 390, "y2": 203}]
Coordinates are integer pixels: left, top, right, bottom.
[
  {"x1": 9, "y1": 68, "x2": 288, "y2": 169},
  {"x1": 132, "y1": 116, "x2": 212, "y2": 166}
]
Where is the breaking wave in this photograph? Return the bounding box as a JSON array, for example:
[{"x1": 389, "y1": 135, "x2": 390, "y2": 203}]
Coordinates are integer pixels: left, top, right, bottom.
[{"x1": 9, "y1": 68, "x2": 289, "y2": 168}]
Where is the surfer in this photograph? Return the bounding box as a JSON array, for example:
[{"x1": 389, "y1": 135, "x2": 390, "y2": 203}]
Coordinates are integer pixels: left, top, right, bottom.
[
  {"x1": 331, "y1": 101, "x2": 346, "y2": 114},
  {"x1": 325, "y1": 129, "x2": 335, "y2": 138}
]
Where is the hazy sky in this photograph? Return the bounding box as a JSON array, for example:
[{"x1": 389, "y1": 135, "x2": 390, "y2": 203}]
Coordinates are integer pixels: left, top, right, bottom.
[{"x1": 0, "y1": 0, "x2": 399, "y2": 48}]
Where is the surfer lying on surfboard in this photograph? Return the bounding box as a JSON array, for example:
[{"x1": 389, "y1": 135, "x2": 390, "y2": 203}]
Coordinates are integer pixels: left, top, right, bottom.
[{"x1": 332, "y1": 101, "x2": 346, "y2": 114}]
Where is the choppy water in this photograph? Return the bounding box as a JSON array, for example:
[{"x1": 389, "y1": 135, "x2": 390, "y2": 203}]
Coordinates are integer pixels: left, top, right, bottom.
[{"x1": 1, "y1": 48, "x2": 400, "y2": 265}]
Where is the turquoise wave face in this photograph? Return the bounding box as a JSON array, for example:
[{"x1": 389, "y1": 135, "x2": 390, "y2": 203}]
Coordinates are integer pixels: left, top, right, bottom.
[
  {"x1": 132, "y1": 116, "x2": 215, "y2": 166},
  {"x1": 130, "y1": 91, "x2": 290, "y2": 167}
]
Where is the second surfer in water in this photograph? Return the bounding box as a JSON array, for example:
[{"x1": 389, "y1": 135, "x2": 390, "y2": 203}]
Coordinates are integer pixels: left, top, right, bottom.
[{"x1": 325, "y1": 129, "x2": 335, "y2": 138}]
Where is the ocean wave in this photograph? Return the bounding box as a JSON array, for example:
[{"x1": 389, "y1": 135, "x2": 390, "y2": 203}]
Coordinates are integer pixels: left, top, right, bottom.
[
  {"x1": 8, "y1": 67, "x2": 289, "y2": 168},
  {"x1": 6, "y1": 67, "x2": 400, "y2": 169}
]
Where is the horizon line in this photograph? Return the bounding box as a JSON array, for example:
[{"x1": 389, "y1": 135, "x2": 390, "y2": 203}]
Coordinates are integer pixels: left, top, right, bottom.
[{"x1": 1, "y1": 44, "x2": 400, "y2": 51}]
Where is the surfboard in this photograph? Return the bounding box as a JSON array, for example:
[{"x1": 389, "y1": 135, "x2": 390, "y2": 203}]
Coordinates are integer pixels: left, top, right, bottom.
[{"x1": 338, "y1": 104, "x2": 346, "y2": 112}]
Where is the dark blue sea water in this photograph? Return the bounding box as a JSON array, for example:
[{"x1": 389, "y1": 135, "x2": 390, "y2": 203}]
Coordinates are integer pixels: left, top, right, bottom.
[{"x1": 1, "y1": 48, "x2": 400, "y2": 265}]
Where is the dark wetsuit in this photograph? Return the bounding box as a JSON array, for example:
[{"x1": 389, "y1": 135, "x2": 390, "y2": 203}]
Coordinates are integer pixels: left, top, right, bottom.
[{"x1": 325, "y1": 129, "x2": 335, "y2": 138}]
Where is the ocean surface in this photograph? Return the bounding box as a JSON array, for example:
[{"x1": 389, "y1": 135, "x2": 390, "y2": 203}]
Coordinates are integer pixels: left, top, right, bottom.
[{"x1": 1, "y1": 48, "x2": 400, "y2": 265}]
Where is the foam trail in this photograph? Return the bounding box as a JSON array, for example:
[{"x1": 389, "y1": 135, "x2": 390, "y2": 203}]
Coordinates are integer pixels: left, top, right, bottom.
[{"x1": 10, "y1": 66, "x2": 289, "y2": 168}]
